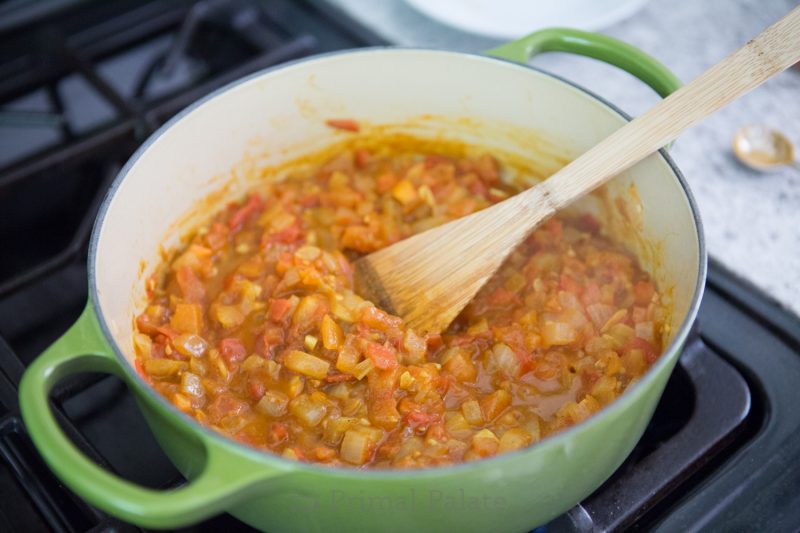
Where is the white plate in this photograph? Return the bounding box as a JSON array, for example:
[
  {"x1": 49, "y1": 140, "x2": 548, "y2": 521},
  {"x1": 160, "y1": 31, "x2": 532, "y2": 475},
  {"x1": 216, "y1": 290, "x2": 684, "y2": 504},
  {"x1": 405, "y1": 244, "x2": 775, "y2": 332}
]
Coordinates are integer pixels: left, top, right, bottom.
[{"x1": 404, "y1": 0, "x2": 651, "y2": 39}]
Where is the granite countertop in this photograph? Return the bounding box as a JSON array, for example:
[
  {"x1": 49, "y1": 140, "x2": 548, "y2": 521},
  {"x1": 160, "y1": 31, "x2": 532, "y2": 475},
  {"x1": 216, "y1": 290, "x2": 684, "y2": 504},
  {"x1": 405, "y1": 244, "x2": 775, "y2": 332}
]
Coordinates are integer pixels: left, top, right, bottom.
[{"x1": 325, "y1": 0, "x2": 800, "y2": 317}]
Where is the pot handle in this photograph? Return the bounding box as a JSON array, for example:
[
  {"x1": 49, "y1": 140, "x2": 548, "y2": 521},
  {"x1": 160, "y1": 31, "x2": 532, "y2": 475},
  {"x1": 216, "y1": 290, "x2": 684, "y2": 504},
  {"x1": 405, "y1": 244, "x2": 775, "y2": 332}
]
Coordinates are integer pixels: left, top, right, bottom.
[
  {"x1": 486, "y1": 28, "x2": 682, "y2": 98},
  {"x1": 19, "y1": 303, "x2": 284, "y2": 529}
]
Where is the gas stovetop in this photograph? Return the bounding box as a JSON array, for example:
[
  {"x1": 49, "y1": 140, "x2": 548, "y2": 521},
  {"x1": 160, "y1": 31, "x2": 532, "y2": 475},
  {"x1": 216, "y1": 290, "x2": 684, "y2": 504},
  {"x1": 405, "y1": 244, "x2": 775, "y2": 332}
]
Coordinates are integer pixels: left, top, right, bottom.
[{"x1": 1, "y1": 1, "x2": 799, "y2": 531}]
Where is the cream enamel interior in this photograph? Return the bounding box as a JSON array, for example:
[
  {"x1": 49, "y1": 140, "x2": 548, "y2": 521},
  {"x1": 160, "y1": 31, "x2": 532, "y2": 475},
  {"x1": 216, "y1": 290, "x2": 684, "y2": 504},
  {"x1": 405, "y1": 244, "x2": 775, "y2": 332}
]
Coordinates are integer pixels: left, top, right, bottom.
[{"x1": 91, "y1": 49, "x2": 700, "y2": 366}]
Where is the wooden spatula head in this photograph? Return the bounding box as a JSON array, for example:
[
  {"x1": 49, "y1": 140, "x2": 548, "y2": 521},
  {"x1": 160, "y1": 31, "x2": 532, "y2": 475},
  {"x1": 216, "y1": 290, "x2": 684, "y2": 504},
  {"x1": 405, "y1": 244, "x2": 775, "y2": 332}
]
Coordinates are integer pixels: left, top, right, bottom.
[
  {"x1": 354, "y1": 192, "x2": 554, "y2": 333},
  {"x1": 356, "y1": 5, "x2": 800, "y2": 334}
]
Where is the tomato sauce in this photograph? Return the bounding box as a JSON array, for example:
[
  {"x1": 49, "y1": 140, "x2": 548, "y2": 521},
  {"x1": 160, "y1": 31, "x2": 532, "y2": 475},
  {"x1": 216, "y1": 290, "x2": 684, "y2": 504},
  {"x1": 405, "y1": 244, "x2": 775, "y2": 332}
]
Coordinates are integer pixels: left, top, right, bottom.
[{"x1": 134, "y1": 144, "x2": 665, "y2": 468}]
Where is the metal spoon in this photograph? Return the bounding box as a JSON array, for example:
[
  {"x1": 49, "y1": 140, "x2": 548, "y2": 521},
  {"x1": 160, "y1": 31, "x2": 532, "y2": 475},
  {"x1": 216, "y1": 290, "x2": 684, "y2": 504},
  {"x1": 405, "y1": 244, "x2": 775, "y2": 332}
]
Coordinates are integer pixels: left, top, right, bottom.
[{"x1": 732, "y1": 125, "x2": 797, "y2": 171}]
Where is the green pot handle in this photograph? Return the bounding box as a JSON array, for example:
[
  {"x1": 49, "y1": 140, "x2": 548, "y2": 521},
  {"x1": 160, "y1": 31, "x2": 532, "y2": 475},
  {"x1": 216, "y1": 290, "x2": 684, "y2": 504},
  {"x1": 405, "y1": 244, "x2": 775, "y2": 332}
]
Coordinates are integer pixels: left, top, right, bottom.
[
  {"x1": 487, "y1": 28, "x2": 682, "y2": 98},
  {"x1": 19, "y1": 303, "x2": 284, "y2": 529}
]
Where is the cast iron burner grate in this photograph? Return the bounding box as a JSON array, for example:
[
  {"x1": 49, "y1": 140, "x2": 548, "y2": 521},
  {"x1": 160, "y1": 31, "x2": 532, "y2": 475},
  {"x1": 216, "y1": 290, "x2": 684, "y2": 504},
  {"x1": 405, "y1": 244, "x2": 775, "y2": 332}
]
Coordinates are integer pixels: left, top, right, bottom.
[{"x1": 0, "y1": 1, "x2": 799, "y2": 532}]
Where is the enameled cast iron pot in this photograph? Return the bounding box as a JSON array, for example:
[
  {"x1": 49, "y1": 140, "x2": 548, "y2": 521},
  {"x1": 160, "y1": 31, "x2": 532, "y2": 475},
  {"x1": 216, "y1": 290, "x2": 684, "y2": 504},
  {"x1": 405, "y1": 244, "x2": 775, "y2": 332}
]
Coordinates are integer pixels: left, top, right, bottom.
[{"x1": 18, "y1": 29, "x2": 705, "y2": 532}]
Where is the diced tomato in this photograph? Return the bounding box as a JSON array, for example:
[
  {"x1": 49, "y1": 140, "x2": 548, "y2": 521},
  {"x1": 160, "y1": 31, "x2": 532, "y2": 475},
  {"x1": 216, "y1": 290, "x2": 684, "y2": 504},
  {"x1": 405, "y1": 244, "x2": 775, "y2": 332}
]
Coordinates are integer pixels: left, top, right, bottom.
[
  {"x1": 376, "y1": 172, "x2": 398, "y2": 193},
  {"x1": 366, "y1": 342, "x2": 398, "y2": 370},
  {"x1": 545, "y1": 218, "x2": 563, "y2": 237},
  {"x1": 268, "y1": 298, "x2": 293, "y2": 322},
  {"x1": 361, "y1": 306, "x2": 402, "y2": 332},
  {"x1": 154, "y1": 325, "x2": 179, "y2": 340},
  {"x1": 325, "y1": 373, "x2": 355, "y2": 383},
  {"x1": 264, "y1": 324, "x2": 285, "y2": 346},
  {"x1": 136, "y1": 311, "x2": 163, "y2": 335},
  {"x1": 582, "y1": 282, "x2": 601, "y2": 305},
  {"x1": 449, "y1": 334, "x2": 476, "y2": 347},
  {"x1": 340, "y1": 225, "x2": 380, "y2": 253},
  {"x1": 632, "y1": 306, "x2": 648, "y2": 322},
  {"x1": 576, "y1": 213, "x2": 601, "y2": 234},
  {"x1": 262, "y1": 223, "x2": 302, "y2": 246},
  {"x1": 487, "y1": 287, "x2": 520, "y2": 306},
  {"x1": 256, "y1": 324, "x2": 284, "y2": 358},
  {"x1": 219, "y1": 338, "x2": 247, "y2": 367},
  {"x1": 634, "y1": 281, "x2": 656, "y2": 305},
  {"x1": 248, "y1": 379, "x2": 265, "y2": 401},
  {"x1": 134, "y1": 359, "x2": 151, "y2": 383},
  {"x1": 560, "y1": 274, "x2": 583, "y2": 295},
  {"x1": 228, "y1": 192, "x2": 263, "y2": 231},
  {"x1": 474, "y1": 154, "x2": 500, "y2": 184},
  {"x1": 176, "y1": 266, "x2": 205, "y2": 304},
  {"x1": 336, "y1": 254, "x2": 354, "y2": 276},
  {"x1": 425, "y1": 423, "x2": 447, "y2": 442},
  {"x1": 426, "y1": 333, "x2": 443, "y2": 351},
  {"x1": 424, "y1": 154, "x2": 450, "y2": 168},
  {"x1": 492, "y1": 325, "x2": 526, "y2": 353},
  {"x1": 325, "y1": 118, "x2": 359, "y2": 132},
  {"x1": 629, "y1": 336, "x2": 659, "y2": 362},
  {"x1": 205, "y1": 222, "x2": 229, "y2": 250},
  {"x1": 405, "y1": 410, "x2": 437, "y2": 432},
  {"x1": 149, "y1": 342, "x2": 166, "y2": 360},
  {"x1": 515, "y1": 349, "x2": 536, "y2": 375},
  {"x1": 468, "y1": 179, "x2": 488, "y2": 198},
  {"x1": 207, "y1": 393, "x2": 249, "y2": 423},
  {"x1": 355, "y1": 148, "x2": 371, "y2": 168},
  {"x1": 268, "y1": 422, "x2": 289, "y2": 445},
  {"x1": 299, "y1": 194, "x2": 320, "y2": 208}
]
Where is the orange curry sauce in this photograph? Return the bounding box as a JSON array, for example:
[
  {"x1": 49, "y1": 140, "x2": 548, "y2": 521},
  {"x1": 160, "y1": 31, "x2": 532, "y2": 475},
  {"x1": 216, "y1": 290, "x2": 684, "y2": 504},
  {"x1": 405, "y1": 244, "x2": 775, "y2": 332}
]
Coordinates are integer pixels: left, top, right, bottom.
[{"x1": 134, "y1": 142, "x2": 665, "y2": 468}]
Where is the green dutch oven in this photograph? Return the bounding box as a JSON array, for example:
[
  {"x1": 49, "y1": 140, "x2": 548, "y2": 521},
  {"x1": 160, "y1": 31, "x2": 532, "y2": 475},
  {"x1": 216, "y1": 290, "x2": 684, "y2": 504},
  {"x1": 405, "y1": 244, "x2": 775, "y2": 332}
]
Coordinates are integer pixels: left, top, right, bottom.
[{"x1": 19, "y1": 29, "x2": 704, "y2": 532}]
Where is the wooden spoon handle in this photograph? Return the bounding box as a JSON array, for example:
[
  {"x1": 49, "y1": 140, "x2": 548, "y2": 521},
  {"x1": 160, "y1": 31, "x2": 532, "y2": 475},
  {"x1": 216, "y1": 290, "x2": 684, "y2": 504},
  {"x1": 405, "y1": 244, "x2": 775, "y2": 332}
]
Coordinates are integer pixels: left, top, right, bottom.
[{"x1": 521, "y1": 6, "x2": 800, "y2": 214}]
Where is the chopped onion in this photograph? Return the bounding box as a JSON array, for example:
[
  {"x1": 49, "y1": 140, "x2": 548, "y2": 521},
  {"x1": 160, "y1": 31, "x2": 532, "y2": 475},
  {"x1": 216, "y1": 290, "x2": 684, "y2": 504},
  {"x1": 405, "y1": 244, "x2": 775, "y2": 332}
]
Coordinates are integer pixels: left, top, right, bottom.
[
  {"x1": 340, "y1": 429, "x2": 375, "y2": 465},
  {"x1": 214, "y1": 305, "x2": 245, "y2": 329},
  {"x1": 292, "y1": 295, "x2": 323, "y2": 332},
  {"x1": 444, "y1": 412, "x2": 472, "y2": 440},
  {"x1": 304, "y1": 335, "x2": 318, "y2": 351},
  {"x1": 241, "y1": 355, "x2": 266, "y2": 372},
  {"x1": 322, "y1": 416, "x2": 360, "y2": 445},
  {"x1": 143, "y1": 358, "x2": 187, "y2": 378},
  {"x1": 133, "y1": 333, "x2": 152, "y2": 359},
  {"x1": 173, "y1": 334, "x2": 208, "y2": 358},
  {"x1": 461, "y1": 400, "x2": 483, "y2": 426},
  {"x1": 470, "y1": 429, "x2": 500, "y2": 457},
  {"x1": 399, "y1": 371, "x2": 415, "y2": 390},
  {"x1": 285, "y1": 350, "x2": 330, "y2": 379},
  {"x1": 488, "y1": 343, "x2": 520, "y2": 378},
  {"x1": 558, "y1": 291, "x2": 581, "y2": 310},
  {"x1": 257, "y1": 390, "x2": 289, "y2": 417},
  {"x1": 498, "y1": 428, "x2": 533, "y2": 453},
  {"x1": 442, "y1": 346, "x2": 478, "y2": 382},
  {"x1": 289, "y1": 393, "x2": 328, "y2": 427},
  {"x1": 295, "y1": 245, "x2": 321, "y2": 261},
  {"x1": 335, "y1": 341, "x2": 361, "y2": 373},
  {"x1": 542, "y1": 321, "x2": 578, "y2": 346},
  {"x1": 351, "y1": 358, "x2": 374, "y2": 380},
  {"x1": 635, "y1": 322, "x2": 655, "y2": 343},
  {"x1": 606, "y1": 323, "x2": 635, "y2": 348},
  {"x1": 320, "y1": 314, "x2": 344, "y2": 350},
  {"x1": 180, "y1": 372, "x2": 205, "y2": 399},
  {"x1": 600, "y1": 309, "x2": 628, "y2": 333},
  {"x1": 402, "y1": 329, "x2": 427, "y2": 365},
  {"x1": 586, "y1": 303, "x2": 615, "y2": 329},
  {"x1": 480, "y1": 389, "x2": 512, "y2": 421}
]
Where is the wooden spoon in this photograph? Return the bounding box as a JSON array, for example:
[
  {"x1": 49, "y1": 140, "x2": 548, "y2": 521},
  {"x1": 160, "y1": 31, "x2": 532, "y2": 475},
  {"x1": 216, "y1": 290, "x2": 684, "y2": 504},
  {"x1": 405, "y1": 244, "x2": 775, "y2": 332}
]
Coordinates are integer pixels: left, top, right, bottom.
[{"x1": 355, "y1": 6, "x2": 800, "y2": 334}]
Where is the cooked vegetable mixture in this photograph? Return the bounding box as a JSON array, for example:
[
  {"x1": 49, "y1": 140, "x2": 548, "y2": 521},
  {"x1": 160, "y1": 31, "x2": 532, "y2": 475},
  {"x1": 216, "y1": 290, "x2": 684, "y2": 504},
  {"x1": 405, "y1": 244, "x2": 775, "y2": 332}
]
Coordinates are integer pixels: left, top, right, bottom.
[{"x1": 135, "y1": 143, "x2": 666, "y2": 468}]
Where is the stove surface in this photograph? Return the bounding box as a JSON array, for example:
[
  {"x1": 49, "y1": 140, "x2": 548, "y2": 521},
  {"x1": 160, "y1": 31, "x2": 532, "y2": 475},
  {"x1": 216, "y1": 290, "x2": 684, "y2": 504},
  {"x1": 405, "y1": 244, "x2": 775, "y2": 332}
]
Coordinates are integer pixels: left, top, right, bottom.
[{"x1": 1, "y1": 1, "x2": 799, "y2": 531}]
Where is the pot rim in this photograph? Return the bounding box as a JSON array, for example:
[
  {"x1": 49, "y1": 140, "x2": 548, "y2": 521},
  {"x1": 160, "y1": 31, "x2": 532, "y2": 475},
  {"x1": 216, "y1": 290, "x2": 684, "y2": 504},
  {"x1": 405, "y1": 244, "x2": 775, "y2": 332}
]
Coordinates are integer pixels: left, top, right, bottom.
[{"x1": 88, "y1": 46, "x2": 707, "y2": 479}]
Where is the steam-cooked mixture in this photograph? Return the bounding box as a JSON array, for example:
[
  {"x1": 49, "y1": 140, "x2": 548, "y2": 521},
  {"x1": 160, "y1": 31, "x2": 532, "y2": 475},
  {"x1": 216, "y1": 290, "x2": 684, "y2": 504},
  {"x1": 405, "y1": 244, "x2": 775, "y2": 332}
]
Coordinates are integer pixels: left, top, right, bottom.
[{"x1": 134, "y1": 144, "x2": 666, "y2": 468}]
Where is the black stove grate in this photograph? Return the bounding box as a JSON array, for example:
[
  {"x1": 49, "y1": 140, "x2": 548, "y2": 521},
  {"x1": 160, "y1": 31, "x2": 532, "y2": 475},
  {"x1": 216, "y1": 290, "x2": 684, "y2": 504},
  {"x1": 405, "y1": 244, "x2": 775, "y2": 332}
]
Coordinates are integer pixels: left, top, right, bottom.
[
  {"x1": 0, "y1": 1, "x2": 799, "y2": 532},
  {"x1": 0, "y1": 0, "x2": 378, "y2": 298}
]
